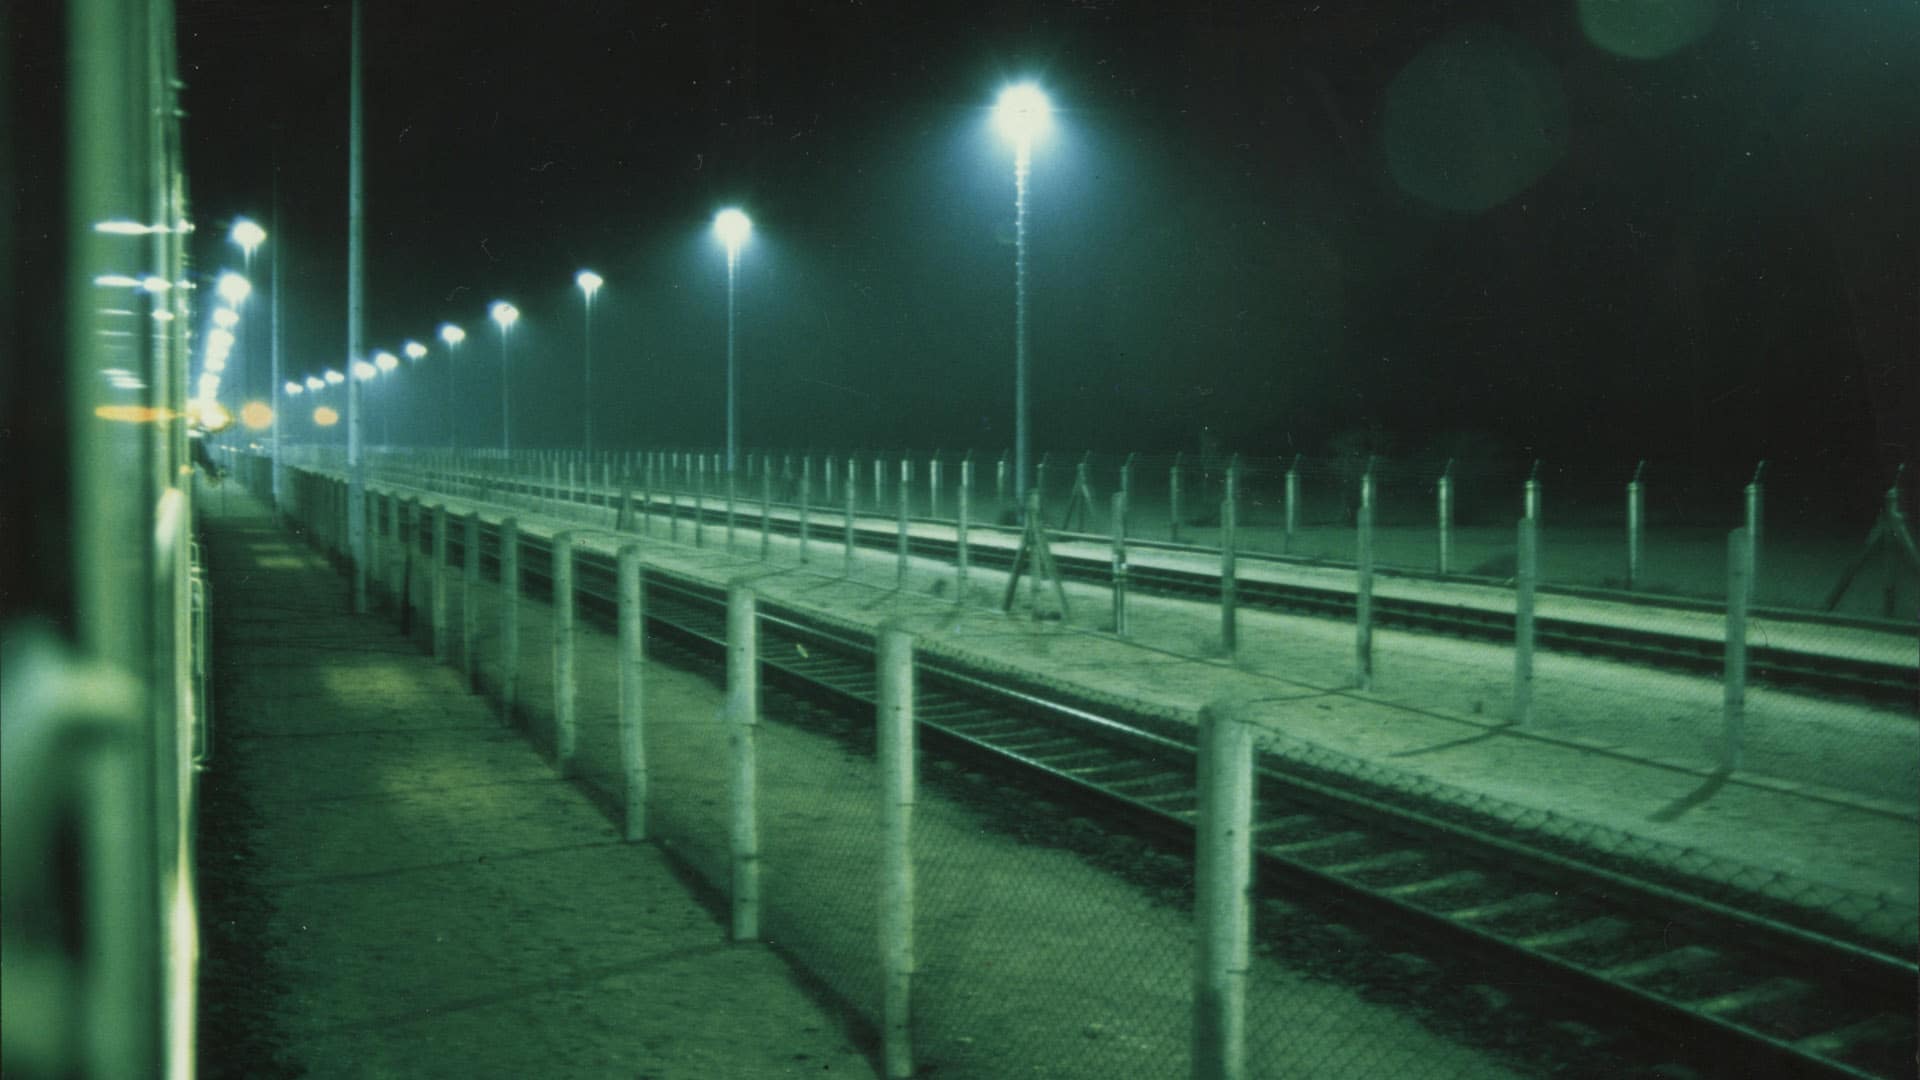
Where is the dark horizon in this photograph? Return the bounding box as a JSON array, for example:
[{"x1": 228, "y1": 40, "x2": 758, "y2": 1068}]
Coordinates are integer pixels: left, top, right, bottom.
[{"x1": 172, "y1": 1, "x2": 1915, "y2": 496}]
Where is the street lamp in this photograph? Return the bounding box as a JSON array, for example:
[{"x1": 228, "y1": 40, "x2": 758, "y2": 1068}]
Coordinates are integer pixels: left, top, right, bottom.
[
  {"x1": 490, "y1": 301, "x2": 519, "y2": 453},
  {"x1": 993, "y1": 81, "x2": 1051, "y2": 505},
  {"x1": 439, "y1": 323, "x2": 465, "y2": 451},
  {"x1": 575, "y1": 270, "x2": 603, "y2": 456},
  {"x1": 217, "y1": 271, "x2": 251, "y2": 308},
  {"x1": 213, "y1": 307, "x2": 239, "y2": 330},
  {"x1": 713, "y1": 209, "x2": 751, "y2": 474},
  {"x1": 230, "y1": 218, "x2": 266, "y2": 265}
]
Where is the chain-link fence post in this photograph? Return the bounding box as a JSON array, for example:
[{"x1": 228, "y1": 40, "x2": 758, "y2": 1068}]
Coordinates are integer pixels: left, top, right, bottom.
[
  {"x1": 619, "y1": 543, "x2": 647, "y2": 841},
  {"x1": 727, "y1": 582, "x2": 761, "y2": 941},
  {"x1": 1626, "y1": 461, "x2": 1645, "y2": 591},
  {"x1": 1194, "y1": 702, "x2": 1253, "y2": 1080},
  {"x1": 1284, "y1": 455, "x2": 1301, "y2": 555},
  {"x1": 878, "y1": 626, "x2": 916, "y2": 1080},
  {"x1": 799, "y1": 455, "x2": 813, "y2": 564},
  {"x1": 1356, "y1": 461, "x2": 1375, "y2": 691},
  {"x1": 1221, "y1": 456, "x2": 1240, "y2": 654},
  {"x1": 897, "y1": 457, "x2": 912, "y2": 589},
  {"x1": 1112, "y1": 490, "x2": 1130, "y2": 637},
  {"x1": 844, "y1": 455, "x2": 859, "y2": 577},
  {"x1": 1437, "y1": 458, "x2": 1454, "y2": 575},
  {"x1": 1170, "y1": 452, "x2": 1184, "y2": 543},
  {"x1": 760, "y1": 453, "x2": 774, "y2": 561},
  {"x1": 1745, "y1": 461, "x2": 1765, "y2": 601}
]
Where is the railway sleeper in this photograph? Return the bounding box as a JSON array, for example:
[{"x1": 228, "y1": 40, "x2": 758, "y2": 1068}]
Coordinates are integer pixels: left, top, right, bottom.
[
  {"x1": 1686, "y1": 976, "x2": 1812, "y2": 1018},
  {"x1": 1514, "y1": 915, "x2": 1633, "y2": 953}
]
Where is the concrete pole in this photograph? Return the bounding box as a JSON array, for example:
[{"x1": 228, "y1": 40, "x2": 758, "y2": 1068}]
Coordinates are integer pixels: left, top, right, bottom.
[
  {"x1": 929, "y1": 454, "x2": 942, "y2": 520},
  {"x1": 1193, "y1": 703, "x2": 1253, "y2": 1080},
  {"x1": 1744, "y1": 462, "x2": 1765, "y2": 602},
  {"x1": 1112, "y1": 490, "x2": 1130, "y2": 637},
  {"x1": 1513, "y1": 515, "x2": 1538, "y2": 725},
  {"x1": 1220, "y1": 459, "x2": 1239, "y2": 655},
  {"x1": 725, "y1": 467, "x2": 737, "y2": 552},
  {"x1": 346, "y1": 0, "x2": 368, "y2": 613},
  {"x1": 799, "y1": 455, "x2": 813, "y2": 564},
  {"x1": 845, "y1": 456, "x2": 859, "y2": 577},
  {"x1": 1723, "y1": 527, "x2": 1749, "y2": 771},
  {"x1": 957, "y1": 457, "x2": 973, "y2": 601},
  {"x1": 1284, "y1": 457, "x2": 1300, "y2": 555},
  {"x1": 553, "y1": 533, "x2": 577, "y2": 775},
  {"x1": 727, "y1": 584, "x2": 761, "y2": 941},
  {"x1": 878, "y1": 627, "x2": 917, "y2": 1080},
  {"x1": 462, "y1": 513, "x2": 479, "y2": 687},
  {"x1": 1436, "y1": 461, "x2": 1454, "y2": 575},
  {"x1": 1170, "y1": 453, "x2": 1184, "y2": 543},
  {"x1": 500, "y1": 517, "x2": 520, "y2": 725},
  {"x1": 431, "y1": 504, "x2": 449, "y2": 660},
  {"x1": 694, "y1": 455, "x2": 707, "y2": 548},
  {"x1": 618, "y1": 544, "x2": 648, "y2": 841},
  {"x1": 1355, "y1": 466, "x2": 1375, "y2": 691},
  {"x1": 1626, "y1": 462, "x2": 1645, "y2": 591},
  {"x1": 897, "y1": 457, "x2": 912, "y2": 589},
  {"x1": 759, "y1": 453, "x2": 773, "y2": 561}
]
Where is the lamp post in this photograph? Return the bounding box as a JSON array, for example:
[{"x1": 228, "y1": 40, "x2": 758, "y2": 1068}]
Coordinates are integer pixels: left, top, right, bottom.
[
  {"x1": 575, "y1": 270, "x2": 603, "y2": 456},
  {"x1": 439, "y1": 323, "x2": 465, "y2": 452},
  {"x1": 490, "y1": 301, "x2": 518, "y2": 454},
  {"x1": 993, "y1": 82, "x2": 1051, "y2": 505},
  {"x1": 713, "y1": 209, "x2": 751, "y2": 475}
]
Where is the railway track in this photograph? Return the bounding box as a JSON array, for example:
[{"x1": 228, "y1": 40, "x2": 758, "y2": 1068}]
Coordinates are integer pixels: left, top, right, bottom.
[
  {"x1": 403, "y1": 514, "x2": 1916, "y2": 1080},
  {"x1": 414, "y1": 474, "x2": 1917, "y2": 708}
]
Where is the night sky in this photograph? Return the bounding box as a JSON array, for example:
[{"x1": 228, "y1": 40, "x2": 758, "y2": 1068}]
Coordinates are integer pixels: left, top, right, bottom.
[{"x1": 176, "y1": 0, "x2": 1916, "y2": 500}]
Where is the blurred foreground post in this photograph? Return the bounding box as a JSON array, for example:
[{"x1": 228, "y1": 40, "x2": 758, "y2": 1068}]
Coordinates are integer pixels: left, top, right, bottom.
[
  {"x1": 618, "y1": 544, "x2": 648, "y2": 840},
  {"x1": 877, "y1": 627, "x2": 917, "y2": 1079},
  {"x1": 727, "y1": 583, "x2": 761, "y2": 940},
  {"x1": 1194, "y1": 703, "x2": 1253, "y2": 1080}
]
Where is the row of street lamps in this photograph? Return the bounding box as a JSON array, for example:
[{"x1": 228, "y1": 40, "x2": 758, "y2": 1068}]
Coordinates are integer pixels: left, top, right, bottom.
[{"x1": 244, "y1": 81, "x2": 1052, "y2": 499}]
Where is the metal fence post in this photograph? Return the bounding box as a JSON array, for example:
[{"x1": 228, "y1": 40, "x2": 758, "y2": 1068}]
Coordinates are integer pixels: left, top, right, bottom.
[
  {"x1": 553, "y1": 532, "x2": 578, "y2": 776},
  {"x1": 1626, "y1": 461, "x2": 1646, "y2": 591},
  {"x1": 462, "y1": 513, "x2": 479, "y2": 686},
  {"x1": 1356, "y1": 462, "x2": 1375, "y2": 691},
  {"x1": 995, "y1": 450, "x2": 1008, "y2": 512},
  {"x1": 1112, "y1": 490, "x2": 1130, "y2": 637},
  {"x1": 873, "y1": 453, "x2": 885, "y2": 509},
  {"x1": 957, "y1": 454, "x2": 973, "y2": 601},
  {"x1": 799, "y1": 455, "x2": 813, "y2": 564},
  {"x1": 845, "y1": 455, "x2": 859, "y2": 577},
  {"x1": 896, "y1": 457, "x2": 913, "y2": 589},
  {"x1": 500, "y1": 517, "x2": 520, "y2": 725},
  {"x1": 694, "y1": 455, "x2": 707, "y2": 548},
  {"x1": 727, "y1": 583, "x2": 761, "y2": 941},
  {"x1": 1284, "y1": 455, "x2": 1301, "y2": 555},
  {"x1": 619, "y1": 544, "x2": 648, "y2": 841},
  {"x1": 1221, "y1": 457, "x2": 1239, "y2": 654},
  {"x1": 1723, "y1": 528, "x2": 1749, "y2": 771},
  {"x1": 725, "y1": 466, "x2": 738, "y2": 552},
  {"x1": 1194, "y1": 703, "x2": 1253, "y2": 1080},
  {"x1": 878, "y1": 626, "x2": 917, "y2": 1080},
  {"x1": 1171, "y1": 452, "x2": 1184, "y2": 543},
  {"x1": 1514, "y1": 515, "x2": 1538, "y2": 725},
  {"x1": 1437, "y1": 459, "x2": 1454, "y2": 575},
  {"x1": 1745, "y1": 461, "x2": 1765, "y2": 601},
  {"x1": 1524, "y1": 459, "x2": 1542, "y2": 523},
  {"x1": 928, "y1": 452, "x2": 942, "y2": 520},
  {"x1": 760, "y1": 453, "x2": 774, "y2": 560},
  {"x1": 431, "y1": 504, "x2": 450, "y2": 660}
]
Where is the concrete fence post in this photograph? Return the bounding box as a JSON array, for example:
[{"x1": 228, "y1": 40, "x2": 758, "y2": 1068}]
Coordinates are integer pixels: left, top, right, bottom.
[
  {"x1": 1723, "y1": 527, "x2": 1749, "y2": 771},
  {"x1": 462, "y1": 513, "x2": 479, "y2": 686},
  {"x1": 1284, "y1": 456, "x2": 1301, "y2": 555},
  {"x1": 799, "y1": 455, "x2": 813, "y2": 564},
  {"x1": 500, "y1": 517, "x2": 520, "y2": 725},
  {"x1": 1356, "y1": 463, "x2": 1375, "y2": 691},
  {"x1": 1221, "y1": 457, "x2": 1240, "y2": 654},
  {"x1": 929, "y1": 453, "x2": 942, "y2": 520},
  {"x1": 553, "y1": 533, "x2": 578, "y2": 776},
  {"x1": 1524, "y1": 459, "x2": 1542, "y2": 523},
  {"x1": 957, "y1": 455, "x2": 973, "y2": 601},
  {"x1": 995, "y1": 451, "x2": 1008, "y2": 511},
  {"x1": 1744, "y1": 461, "x2": 1765, "y2": 601},
  {"x1": 878, "y1": 626, "x2": 917, "y2": 1080},
  {"x1": 727, "y1": 583, "x2": 761, "y2": 941},
  {"x1": 1626, "y1": 461, "x2": 1646, "y2": 591},
  {"x1": 1112, "y1": 490, "x2": 1130, "y2": 637},
  {"x1": 694, "y1": 456, "x2": 708, "y2": 548},
  {"x1": 1437, "y1": 460, "x2": 1454, "y2": 575},
  {"x1": 1514, "y1": 515, "x2": 1538, "y2": 725},
  {"x1": 431, "y1": 505, "x2": 450, "y2": 660},
  {"x1": 897, "y1": 457, "x2": 913, "y2": 589},
  {"x1": 845, "y1": 455, "x2": 859, "y2": 577},
  {"x1": 1170, "y1": 452, "x2": 1185, "y2": 543},
  {"x1": 725, "y1": 467, "x2": 738, "y2": 553},
  {"x1": 1194, "y1": 703, "x2": 1253, "y2": 1080},
  {"x1": 618, "y1": 544, "x2": 648, "y2": 841},
  {"x1": 873, "y1": 454, "x2": 885, "y2": 509},
  {"x1": 759, "y1": 454, "x2": 774, "y2": 560},
  {"x1": 386, "y1": 493, "x2": 402, "y2": 607}
]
